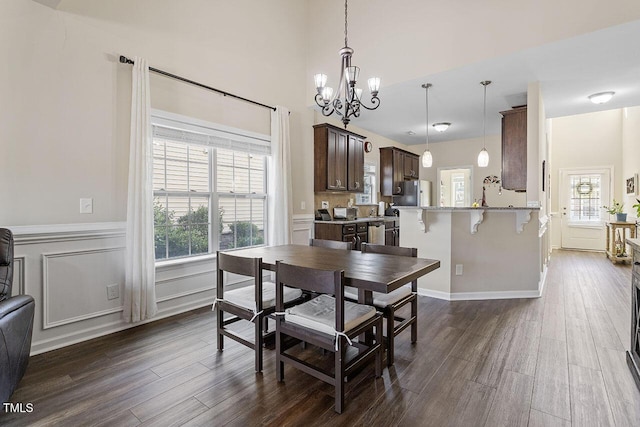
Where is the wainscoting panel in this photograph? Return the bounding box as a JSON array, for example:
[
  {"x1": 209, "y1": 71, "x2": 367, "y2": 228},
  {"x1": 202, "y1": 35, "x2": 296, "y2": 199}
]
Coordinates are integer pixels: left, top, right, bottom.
[
  {"x1": 292, "y1": 214, "x2": 314, "y2": 245},
  {"x1": 42, "y1": 247, "x2": 125, "y2": 329},
  {"x1": 12, "y1": 256, "x2": 25, "y2": 296}
]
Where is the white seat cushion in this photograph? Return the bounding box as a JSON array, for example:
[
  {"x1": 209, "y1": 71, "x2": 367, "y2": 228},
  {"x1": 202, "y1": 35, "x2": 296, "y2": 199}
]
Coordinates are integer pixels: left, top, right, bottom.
[
  {"x1": 343, "y1": 286, "x2": 359, "y2": 301},
  {"x1": 372, "y1": 285, "x2": 412, "y2": 307},
  {"x1": 285, "y1": 294, "x2": 376, "y2": 336},
  {"x1": 224, "y1": 281, "x2": 302, "y2": 310},
  {"x1": 343, "y1": 285, "x2": 412, "y2": 308}
]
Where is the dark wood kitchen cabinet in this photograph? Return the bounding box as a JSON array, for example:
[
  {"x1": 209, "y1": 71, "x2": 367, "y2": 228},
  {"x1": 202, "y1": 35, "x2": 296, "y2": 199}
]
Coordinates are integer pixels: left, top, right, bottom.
[
  {"x1": 314, "y1": 222, "x2": 368, "y2": 250},
  {"x1": 501, "y1": 106, "x2": 527, "y2": 192},
  {"x1": 628, "y1": 240, "x2": 640, "y2": 390},
  {"x1": 403, "y1": 153, "x2": 419, "y2": 180},
  {"x1": 385, "y1": 218, "x2": 400, "y2": 246},
  {"x1": 347, "y1": 134, "x2": 365, "y2": 192},
  {"x1": 380, "y1": 147, "x2": 419, "y2": 196},
  {"x1": 314, "y1": 123, "x2": 365, "y2": 193}
]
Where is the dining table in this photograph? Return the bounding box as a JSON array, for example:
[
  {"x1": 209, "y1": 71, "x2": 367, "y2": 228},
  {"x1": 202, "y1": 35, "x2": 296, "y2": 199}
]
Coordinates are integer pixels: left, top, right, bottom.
[{"x1": 226, "y1": 244, "x2": 441, "y2": 304}]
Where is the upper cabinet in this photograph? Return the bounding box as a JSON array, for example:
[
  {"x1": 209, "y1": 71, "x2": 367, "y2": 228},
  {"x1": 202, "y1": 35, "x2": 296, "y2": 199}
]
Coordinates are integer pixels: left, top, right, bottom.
[
  {"x1": 501, "y1": 106, "x2": 527, "y2": 192},
  {"x1": 314, "y1": 123, "x2": 365, "y2": 193},
  {"x1": 403, "y1": 153, "x2": 419, "y2": 180},
  {"x1": 380, "y1": 147, "x2": 420, "y2": 196},
  {"x1": 347, "y1": 134, "x2": 365, "y2": 192}
]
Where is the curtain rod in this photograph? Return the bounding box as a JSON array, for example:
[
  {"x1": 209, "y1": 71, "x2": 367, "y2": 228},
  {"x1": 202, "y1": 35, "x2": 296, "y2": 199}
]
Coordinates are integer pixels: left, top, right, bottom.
[{"x1": 119, "y1": 55, "x2": 276, "y2": 112}]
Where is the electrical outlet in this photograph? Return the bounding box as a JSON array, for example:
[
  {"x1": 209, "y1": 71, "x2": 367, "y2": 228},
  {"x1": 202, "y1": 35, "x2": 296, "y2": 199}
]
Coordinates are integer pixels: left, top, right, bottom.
[
  {"x1": 455, "y1": 264, "x2": 463, "y2": 276},
  {"x1": 321, "y1": 201, "x2": 329, "y2": 209},
  {"x1": 301, "y1": 201, "x2": 306, "y2": 210},
  {"x1": 107, "y1": 283, "x2": 119, "y2": 300}
]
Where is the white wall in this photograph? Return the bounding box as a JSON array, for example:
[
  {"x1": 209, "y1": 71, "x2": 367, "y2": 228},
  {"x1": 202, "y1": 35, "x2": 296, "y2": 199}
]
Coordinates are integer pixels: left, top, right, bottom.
[
  {"x1": 421, "y1": 135, "x2": 527, "y2": 208},
  {"x1": 622, "y1": 106, "x2": 640, "y2": 220},
  {"x1": 1, "y1": 0, "x2": 312, "y2": 353},
  {"x1": 549, "y1": 109, "x2": 623, "y2": 248}
]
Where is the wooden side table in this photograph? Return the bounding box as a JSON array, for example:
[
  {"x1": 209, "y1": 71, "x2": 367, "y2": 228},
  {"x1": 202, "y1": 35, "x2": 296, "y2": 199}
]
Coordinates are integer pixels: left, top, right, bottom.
[{"x1": 606, "y1": 221, "x2": 637, "y2": 263}]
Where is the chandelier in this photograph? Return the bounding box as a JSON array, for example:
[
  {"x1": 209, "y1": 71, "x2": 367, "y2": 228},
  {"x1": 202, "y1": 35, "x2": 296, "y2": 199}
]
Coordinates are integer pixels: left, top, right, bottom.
[{"x1": 313, "y1": 0, "x2": 381, "y2": 128}]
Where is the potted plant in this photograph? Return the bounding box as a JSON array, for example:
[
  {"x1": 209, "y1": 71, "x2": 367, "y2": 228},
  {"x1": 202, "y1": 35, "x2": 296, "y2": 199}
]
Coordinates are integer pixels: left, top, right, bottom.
[
  {"x1": 633, "y1": 198, "x2": 640, "y2": 219},
  {"x1": 603, "y1": 199, "x2": 626, "y2": 222}
]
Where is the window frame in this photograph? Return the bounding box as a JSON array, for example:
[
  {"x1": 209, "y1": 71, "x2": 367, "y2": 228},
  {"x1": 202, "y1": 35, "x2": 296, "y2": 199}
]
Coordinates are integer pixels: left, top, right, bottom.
[{"x1": 151, "y1": 110, "x2": 270, "y2": 264}]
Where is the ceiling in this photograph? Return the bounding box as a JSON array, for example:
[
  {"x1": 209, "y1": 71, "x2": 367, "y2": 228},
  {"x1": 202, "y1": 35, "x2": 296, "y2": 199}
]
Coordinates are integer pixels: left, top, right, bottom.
[{"x1": 334, "y1": 19, "x2": 640, "y2": 146}]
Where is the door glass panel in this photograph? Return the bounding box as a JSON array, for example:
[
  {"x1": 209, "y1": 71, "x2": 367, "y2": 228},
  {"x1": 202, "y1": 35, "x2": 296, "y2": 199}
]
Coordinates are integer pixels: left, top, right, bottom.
[{"x1": 568, "y1": 174, "x2": 601, "y2": 222}]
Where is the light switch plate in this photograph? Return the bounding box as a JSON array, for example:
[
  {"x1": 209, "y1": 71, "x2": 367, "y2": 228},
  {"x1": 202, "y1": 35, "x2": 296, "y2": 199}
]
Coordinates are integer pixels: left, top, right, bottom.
[
  {"x1": 321, "y1": 201, "x2": 329, "y2": 209},
  {"x1": 455, "y1": 264, "x2": 463, "y2": 276},
  {"x1": 80, "y1": 198, "x2": 93, "y2": 214}
]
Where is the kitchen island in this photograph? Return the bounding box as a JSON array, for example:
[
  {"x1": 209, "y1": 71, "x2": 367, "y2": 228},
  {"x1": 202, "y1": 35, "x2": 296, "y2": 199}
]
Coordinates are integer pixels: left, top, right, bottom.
[{"x1": 398, "y1": 206, "x2": 549, "y2": 301}]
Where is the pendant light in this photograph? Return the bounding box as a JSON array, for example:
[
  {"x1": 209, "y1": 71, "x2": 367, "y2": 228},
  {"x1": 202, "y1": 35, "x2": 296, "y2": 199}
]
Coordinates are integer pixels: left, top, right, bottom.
[
  {"x1": 477, "y1": 80, "x2": 491, "y2": 168},
  {"x1": 421, "y1": 83, "x2": 433, "y2": 168}
]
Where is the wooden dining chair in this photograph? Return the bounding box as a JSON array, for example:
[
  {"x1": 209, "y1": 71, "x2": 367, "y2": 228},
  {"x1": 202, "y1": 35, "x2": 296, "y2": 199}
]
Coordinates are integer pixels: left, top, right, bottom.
[
  {"x1": 215, "y1": 251, "x2": 303, "y2": 373},
  {"x1": 345, "y1": 243, "x2": 418, "y2": 366},
  {"x1": 309, "y1": 238, "x2": 353, "y2": 250},
  {"x1": 274, "y1": 261, "x2": 383, "y2": 414}
]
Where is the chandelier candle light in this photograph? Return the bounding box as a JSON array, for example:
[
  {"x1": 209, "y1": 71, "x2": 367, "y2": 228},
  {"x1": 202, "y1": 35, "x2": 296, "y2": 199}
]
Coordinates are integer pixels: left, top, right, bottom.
[
  {"x1": 313, "y1": 0, "x2": 381, "y2": 128},
  {"x1": 477, "y1": 80, "x2": 491, "y2": 168},
  {"x1": 422, "y1": 83, "x2": 433, "y2": 168}
]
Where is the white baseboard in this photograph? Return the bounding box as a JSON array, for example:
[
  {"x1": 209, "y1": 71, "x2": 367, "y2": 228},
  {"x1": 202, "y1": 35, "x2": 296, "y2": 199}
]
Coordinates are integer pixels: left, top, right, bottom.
[{"x1": 417, "y1": 287, "x2": 542, "y2": 301}]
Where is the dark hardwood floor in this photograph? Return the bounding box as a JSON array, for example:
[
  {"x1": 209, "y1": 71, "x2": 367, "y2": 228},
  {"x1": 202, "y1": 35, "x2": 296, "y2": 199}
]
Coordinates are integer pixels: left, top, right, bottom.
[{"x1": 2, "y1": 250, "x2": 640, "y2": 426}]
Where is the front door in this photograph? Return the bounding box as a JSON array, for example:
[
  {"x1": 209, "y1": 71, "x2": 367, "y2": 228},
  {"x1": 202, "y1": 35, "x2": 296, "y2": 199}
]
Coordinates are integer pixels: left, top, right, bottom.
[{"x1": 559, "y1": 168, "x2": 611, "y2": 251}]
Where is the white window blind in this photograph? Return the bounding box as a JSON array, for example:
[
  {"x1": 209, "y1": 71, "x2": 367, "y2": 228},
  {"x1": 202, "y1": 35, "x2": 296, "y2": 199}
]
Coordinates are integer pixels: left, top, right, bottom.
[{"x1": 151, "y1": 111, "x2": 270, "y2": 156}]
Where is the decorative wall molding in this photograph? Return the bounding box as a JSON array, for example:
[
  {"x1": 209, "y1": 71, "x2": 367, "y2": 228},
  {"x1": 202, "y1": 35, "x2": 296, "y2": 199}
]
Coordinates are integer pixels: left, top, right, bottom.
[
  {"x1": 155, "y1": 269, "x2": 214, "y2": 286},
  {"x1": 156, "y1": 285, "x2": 215, "y2": 303},
  {"x1": 11, "y1": 222, "x2": 126, "y2": 245},
  {"x1": 539, "y1": 214, "x2": 549, "y2": 237},
  {"x1": 515, "y1": 210, "x2": 532, "y2": 234},
  {"x1": 42, "y1": 246, "x2": 125, "y2": 329},
  {"x1": 13, "y1": 256, "x2": 25, "y2": 296},
  {"x1": 292, "y1": 213, "x2": 314, "y2": 243},
  {"x1": 31, "y1": 294, "x2": 214, "y2": 355},
  {"x1": 469, "y1": 209, "x2": 484, "y2": 234}
]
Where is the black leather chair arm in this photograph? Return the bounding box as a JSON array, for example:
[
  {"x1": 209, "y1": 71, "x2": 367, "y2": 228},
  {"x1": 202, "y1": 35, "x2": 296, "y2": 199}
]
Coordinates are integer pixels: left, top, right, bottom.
[{"x1": 0, "y1": 295, "x2": 34, "y2": 320}]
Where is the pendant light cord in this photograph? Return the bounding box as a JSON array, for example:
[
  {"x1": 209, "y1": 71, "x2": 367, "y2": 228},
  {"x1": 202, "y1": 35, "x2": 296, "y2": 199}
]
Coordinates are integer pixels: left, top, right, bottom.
[
  {"x1": 481, "y1": 81, "x2": 491, "y2": 150},
  {"x1": 425, "y1": 85, "x2": 430, "y2": 150},
  {"x1": 483, "y1": 83, "x2": 487, "y2": 150},
  {"x1": 422, "y1": 83, "x2": 432, "y2": 152}
]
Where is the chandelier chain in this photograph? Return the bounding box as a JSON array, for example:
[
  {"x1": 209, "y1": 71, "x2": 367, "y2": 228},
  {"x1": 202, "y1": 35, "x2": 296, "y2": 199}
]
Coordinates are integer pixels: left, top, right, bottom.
[{"x1": 344, "y1": 0, "x2": 348, "y2": 47}]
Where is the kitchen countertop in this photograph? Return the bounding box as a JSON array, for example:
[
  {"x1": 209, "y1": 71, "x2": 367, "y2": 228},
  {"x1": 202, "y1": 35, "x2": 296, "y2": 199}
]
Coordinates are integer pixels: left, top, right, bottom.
[
  {"x1": 400, "y1": 206, "x2": 541, "y2": 211},
  {"x1": 314, "y1": 216, "x2": 398, "y2": 225}
]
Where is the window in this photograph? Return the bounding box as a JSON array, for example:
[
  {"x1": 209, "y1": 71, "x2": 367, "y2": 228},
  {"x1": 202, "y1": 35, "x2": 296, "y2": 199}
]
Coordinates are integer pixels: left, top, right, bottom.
[
  {"x1": 355, "y1": 163, "x2": 377, "y2": 205},
  {"x1": 568, "y1": 174, "x2": 602, "y2": 222},
  {"x1": 152, "y1": 112, "x2": 270, "y2": 261}
]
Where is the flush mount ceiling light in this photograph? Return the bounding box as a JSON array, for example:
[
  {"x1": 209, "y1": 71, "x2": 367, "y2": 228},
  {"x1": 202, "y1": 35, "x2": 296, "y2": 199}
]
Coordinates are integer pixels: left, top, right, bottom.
[
  {"x1": 313, "y1": 0, "x2": 381, "y2": 128},
  {"x1": 477, "y1": 80, "x2": 491, "y2": 168},
  {"x1": 421, "y1": 83, "x2": 433, "y2": 168},
  {"x1": 432, "y1": 122, "x2": 451, "y2": 132},
  {"x1": 588, "y1": 91, "x2": 615, "y2": 104}
]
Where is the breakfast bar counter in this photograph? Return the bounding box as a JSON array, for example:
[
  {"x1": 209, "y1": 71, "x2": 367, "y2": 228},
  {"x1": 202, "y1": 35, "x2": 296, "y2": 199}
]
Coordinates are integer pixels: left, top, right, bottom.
[{"x1": 397, "y1": 206, "x2": 548, "y2": 301}]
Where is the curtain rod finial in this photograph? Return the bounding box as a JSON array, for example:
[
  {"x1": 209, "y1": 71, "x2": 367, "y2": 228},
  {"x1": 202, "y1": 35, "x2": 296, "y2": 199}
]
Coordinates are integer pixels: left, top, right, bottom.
[{"x1": 119, "y1": 55, "x2": 134, "y2": 64}]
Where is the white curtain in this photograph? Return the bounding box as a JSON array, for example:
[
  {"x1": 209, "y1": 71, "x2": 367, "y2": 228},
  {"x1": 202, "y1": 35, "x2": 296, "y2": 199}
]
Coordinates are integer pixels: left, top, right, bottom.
[
  {"x1": 123, "y1": 57, "x2": 158, "y2": 323},
  {"x1": 268, "y1": 106, "x2": 292, "y2": 246}
]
